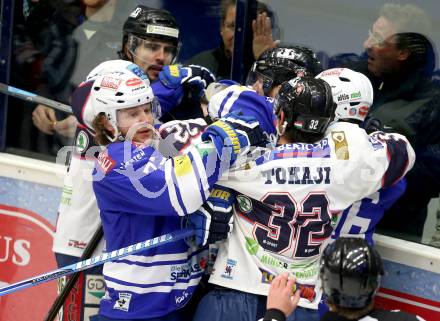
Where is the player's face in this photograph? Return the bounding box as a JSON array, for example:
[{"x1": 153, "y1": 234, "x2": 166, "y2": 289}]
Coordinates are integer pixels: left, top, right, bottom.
[
  {"x1": 128, "y1": 37, "x2": 177, "y2": 81},
  {"x1": 117, "y1": 104, "x2": 154, "y2": 143},
  {"x1": 363, "y1": 16, "x2": 403, "y2": 77},
  {"x1": 220, "y1": 5, "x2": 236, "y2": 57}
]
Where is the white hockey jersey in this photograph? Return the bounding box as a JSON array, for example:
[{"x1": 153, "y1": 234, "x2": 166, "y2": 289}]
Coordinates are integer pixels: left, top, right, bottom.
[
  {"x1": 209, "y1": 122, "x2": 415, "y2": 309},
  {"x1": 52, "y1": 126, "x2": 104, "y2": 257}
]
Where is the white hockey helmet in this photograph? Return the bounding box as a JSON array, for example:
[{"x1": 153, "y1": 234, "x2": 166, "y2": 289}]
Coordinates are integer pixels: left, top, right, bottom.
[
  {"x1": 86, "y1": 59, "x2": 149, "y2": 83},
  {"x1": 90, "y1": 71, "x2": 155, "y2": 140},
  {"x1": 316, "y1": 68, "x2": 373, "y2": 122},
  {"x1": 78, "y1": 60, "x2": 161, "y2": 131}
]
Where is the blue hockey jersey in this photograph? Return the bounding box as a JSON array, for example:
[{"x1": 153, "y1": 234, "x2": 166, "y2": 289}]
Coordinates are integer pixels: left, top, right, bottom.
[
  {"x1": 93, "y1": 141, "x2": 224, "y2": 319},
  {"x1": 331, "y1": 179, "x2": 407, "y2": 244}
]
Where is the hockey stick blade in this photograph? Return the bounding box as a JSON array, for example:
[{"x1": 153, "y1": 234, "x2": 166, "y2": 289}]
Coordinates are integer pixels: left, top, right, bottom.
[
  {"x1": 0, "y1": 228, "x2": 195, "y2": 297},
  {"x1": 0, "y1": 83, "x2": 72, "y2": 114}
]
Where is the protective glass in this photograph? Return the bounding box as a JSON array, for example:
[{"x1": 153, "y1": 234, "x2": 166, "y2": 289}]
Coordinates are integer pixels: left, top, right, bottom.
[
  {"x1": 367, "y1": 29, "x2": 388, "y2": 48},
  {"x1": 127, "y1": 35, "x2": 179, "y2": 65},
  {"x1": 245, "y1": 66, "x2": 274, "y2": 96}
]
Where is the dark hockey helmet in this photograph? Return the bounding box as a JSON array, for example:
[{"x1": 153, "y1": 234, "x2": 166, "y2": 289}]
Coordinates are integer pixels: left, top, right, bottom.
[
  {"x1": 246, "y1": 46, "x2": 322, "y2": 95},
  {"x1": 320, "y1": 237, "x2": 384, "y2": 309},
  {"x1": 121, "y1": 6, "x2": 180, "y2": 61},
  {"x1": 274, "y1": 77, "x2": 335, "y2": 134}
]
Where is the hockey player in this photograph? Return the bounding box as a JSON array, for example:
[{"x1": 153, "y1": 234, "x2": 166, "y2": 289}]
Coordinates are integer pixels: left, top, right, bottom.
[
  {"x1": 52, "y1": 59, "x2": 214, "y2": 321},
  {"x1": 262, "y1": 237, "x2": 425, "y2": 321},
  {"x1": 119, "y1": 5, "x2": 216, "y2": 121},
  {"x1": 192, "y1": 77, "x2": 415, "y2": 321},
  {"x1": 88, "y1": 71, "x2": 265, "y2": 320},
  {"x1": 119, "y1": 5, "x2": 180, "y2": 81},
  {"x1": 316, "y1": 67, "x2": 407, "y2": 245}
]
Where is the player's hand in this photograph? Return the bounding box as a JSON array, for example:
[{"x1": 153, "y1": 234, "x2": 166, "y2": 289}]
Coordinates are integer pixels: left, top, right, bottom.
[
  {"x1": 188, "y1": 185, "x2": 234, "y2": 246},
  {"x1": 252, "y1": 12, "x2": 279, "y2": 59},
  {"x1": 201, "y1": 111, "x2": 266, "y2": 165},
  {"x1": 266, "y1": 273, "x2": 301, "y2": 319},
  {"x1": 53, "y1": 115, "x2": 78, "y2": 138},
  {"x1": 159, "y1": 64, "x2": 216, "y2": 98},
  {"x1": 32, "y1": 104, "x2": 57, "y2": 135},
  {"x1": 362, "y1": 116, "x2": 383, "y2": 134}
]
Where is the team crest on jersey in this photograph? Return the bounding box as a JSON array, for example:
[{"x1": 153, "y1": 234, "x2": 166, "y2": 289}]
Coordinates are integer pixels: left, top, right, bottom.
[
  {"x1": 113, "y1": 292, "x2": 132, "y2": 312},
  {"x1": 221, "y1": 258, "x2": 237, "y2": 280},
  {"x1": 237, "y1": 195, "x2": 252, "y2": 213},
  {"x1": 75, "y1": 130, "x2": 89, "y2": 154}
]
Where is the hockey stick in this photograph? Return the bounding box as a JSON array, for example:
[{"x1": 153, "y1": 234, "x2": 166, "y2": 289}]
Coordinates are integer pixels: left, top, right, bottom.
[
  {"x1": 0, "y1": 82, "x2": 73, "y2": 114},
  {"x1": 0, "y1": 228, "x2": 195, "y2": 297},
  {"x1": 44, "y1": 225, "x2": 104, "y2": 321}
]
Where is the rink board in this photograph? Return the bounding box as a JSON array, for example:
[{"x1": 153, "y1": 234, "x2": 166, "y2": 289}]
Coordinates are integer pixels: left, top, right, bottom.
[{"x1": 0, "y1": 153, "x2": 439, "y2": 320}]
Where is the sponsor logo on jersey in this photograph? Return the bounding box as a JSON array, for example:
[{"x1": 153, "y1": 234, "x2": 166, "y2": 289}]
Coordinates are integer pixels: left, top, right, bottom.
[
  {"x1": 113, "y1": 292, "x2": 132, "y2": 312},
  {"x1": 100, "y1": 76, "x2": 122, "y2": 90},
  {"x1": 245, "y1": 237, "x2": 259, "y2": 255},
  {"x1": 125, "y1": 77, "x2": 143, "y2": 87},
  {"x1": 237, "y1": 195, "x2": 253, "y2": 213},
  {"x1": 119, "y1": 149, "x2": 146, "y2": 169},
  {"x1": 270, "y1": 139, "x2": 330, "y2": 160},
  {"x1": 331, "y1": 131, "x2": 349, "y2": 160},
  {"x1": 170, "y1": 262, "x2": 202, "y2": 281},
  {"x1": 85, "y1": 274, "x2": 105, "y2": 305},
  {"x1": 260, "y1": 268, "x2": 276, "y2": 284},
  {"x1": 76, "y1": 130, "x2": 89, "y2": 154},
  {"x1": 221, "y1": 258, "x2": 237, "y2": 280},
  {"x1": 60, "y1": 185, "x2": 72, "y2": 206},
  {"x1": 68, "y1": 239, "x2": 87, "y2": 249},
  {"x1": 175, "y1": 290, "x2": 190, "y2": 306},
  {"x1": 97, "y1": 152, "x2": 116, "y2": 174}
]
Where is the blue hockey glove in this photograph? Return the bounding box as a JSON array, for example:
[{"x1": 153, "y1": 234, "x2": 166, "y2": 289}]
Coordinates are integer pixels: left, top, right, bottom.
[
  {"x1": 159, "y1": 64, "x2": 215, "y2": 98},
  {"x1": 362, "y1": 116, "x2": 383, "y2": 134},
  {"x1": 201, "y1": 112, "x2": 266, "y2": 165},
  {"x1": 188, "y1": 185, "x2": 235, "y2": 246}
]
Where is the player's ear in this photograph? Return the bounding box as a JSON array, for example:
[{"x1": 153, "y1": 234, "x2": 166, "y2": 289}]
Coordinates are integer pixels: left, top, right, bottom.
[{"x1": 397, "y1": 47, "x2": 411, "y2": 61}]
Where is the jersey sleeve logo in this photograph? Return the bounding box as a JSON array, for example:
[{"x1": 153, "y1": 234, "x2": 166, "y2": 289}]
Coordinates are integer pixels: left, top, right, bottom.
[
  {"x1": 331, "y1": 131, "x2": 349, "y2": 160},
  {"x1": 97, "y1": 152, "x2": 116, "y2": 174}
]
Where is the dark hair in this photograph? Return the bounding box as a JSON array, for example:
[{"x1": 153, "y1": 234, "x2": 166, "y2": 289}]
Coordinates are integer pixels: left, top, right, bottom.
[
  {"x1": 394, "y1": 32, "x2": 436, "y2": 76},
  {"x1": 92, "y1": 113, "x2": 113, "y2": 146}
]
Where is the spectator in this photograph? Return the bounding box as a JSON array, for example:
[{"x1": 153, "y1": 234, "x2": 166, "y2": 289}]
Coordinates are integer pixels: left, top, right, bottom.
[
  {"x1": 339, "y1": 3, "x2": 440, "y2": 243},
  {"x1": 262, "y1": 237, "x2": 426, "y2": 321},
  {"x1": 186, "y1": 0, "x2": 279, "y2": 79},
  {"x1": 31, "y1": 0, "x2": 135, "y2": 149}
]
